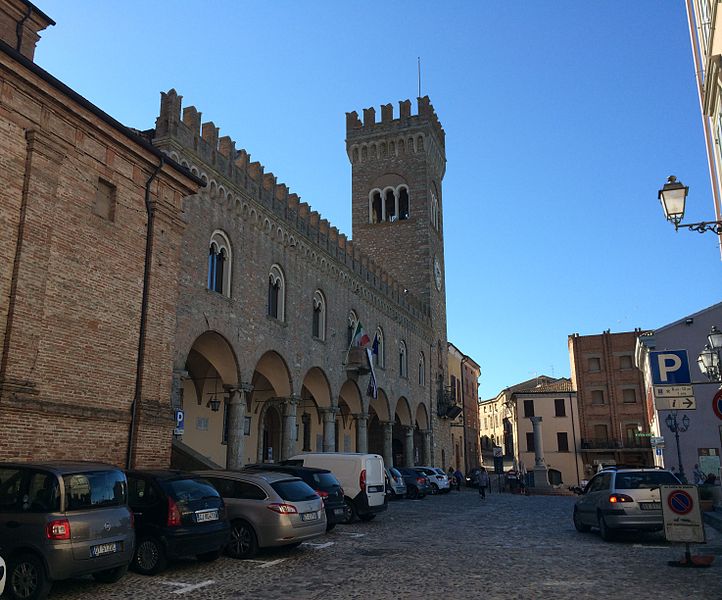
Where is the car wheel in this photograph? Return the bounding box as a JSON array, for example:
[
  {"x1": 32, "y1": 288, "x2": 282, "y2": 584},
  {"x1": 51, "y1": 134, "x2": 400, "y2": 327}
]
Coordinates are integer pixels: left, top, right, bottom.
[
  {"x1": 227, "y1": 520, "x2": 259, "y2": 559},
  {"x1": 407, "y1": 487, "x2": 418, "y2": 500},
  {"x1": 7, "y1": 553, "x2": 52, "y2": 600},
  {"x1": 359, "y1": 513, "x2": 376, "y2": 522},
  {"x1": 430, "y1": 483, "x2": 439, "y2": 495},
  {"x1": 573, "y1": 507, "x2": 591, "y2": 533},
  {"x1": 133, "y1": 537, "x2": 167, "y2": 575},
  {"x1": 196, "y1": 549, "x2": 222, "y2": 562},
  {"x1": 340, "y1": 498, "x2": 357, "y2": 524},
  {"x1": 597, "y1": 512, "x2": 615, "y2": 541},
  {"x1": 92, "y1": 564, "x2": 129, "y2": 583}
]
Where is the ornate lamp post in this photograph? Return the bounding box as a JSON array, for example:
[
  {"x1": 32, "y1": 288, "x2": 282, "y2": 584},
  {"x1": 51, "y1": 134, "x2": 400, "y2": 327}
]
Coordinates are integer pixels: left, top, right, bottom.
[
  {"x1": 658, "y1": 176, "x2": 722, "y2": 234},
  {"x1": 665, "y1": 411, "x2": 690, "y2": 483}
]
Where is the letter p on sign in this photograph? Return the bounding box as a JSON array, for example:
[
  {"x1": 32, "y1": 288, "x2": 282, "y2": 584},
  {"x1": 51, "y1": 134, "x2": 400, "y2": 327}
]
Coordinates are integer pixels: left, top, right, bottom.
[{"x1": 649, "y1": 350, "x2": 691, "y2": 385}]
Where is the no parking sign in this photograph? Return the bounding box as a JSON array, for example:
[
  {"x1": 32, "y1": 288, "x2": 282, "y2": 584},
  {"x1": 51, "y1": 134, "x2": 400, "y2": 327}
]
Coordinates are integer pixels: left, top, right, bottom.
[
  {"x1": 713, "y1": 389, "x2": 722, "y2": 421},
  {"x1": 660, "y1": 485, "x2": 704, "y2": 543}
]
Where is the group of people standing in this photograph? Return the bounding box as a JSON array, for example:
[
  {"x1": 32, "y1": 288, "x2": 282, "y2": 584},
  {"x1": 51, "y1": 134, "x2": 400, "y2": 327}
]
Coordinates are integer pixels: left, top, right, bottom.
[{"x1": 446, "y1": 466, "x2": 491, "y2": 498}]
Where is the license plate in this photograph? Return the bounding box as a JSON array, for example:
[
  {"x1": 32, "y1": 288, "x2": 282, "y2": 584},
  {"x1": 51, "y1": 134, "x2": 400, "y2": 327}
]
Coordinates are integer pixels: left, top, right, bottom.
[
  {"x1": 301, "y1": 511, "x2": 319, "y2": 521},
  {"x1": 90, "y1": 542, "x2": 118, "y2": 557},
  {"x1": 334, "y1": 508, "x2": 346, "y2": 516},
  {"x1": 196, "y1": 509, "x2": 219, "y2": 523},
  {"x1": 368, "y1": 485, "x2": 383, "y2": 493},
  {"x1": 640, "y1": 502, "x2": 661, "y2": 510}
]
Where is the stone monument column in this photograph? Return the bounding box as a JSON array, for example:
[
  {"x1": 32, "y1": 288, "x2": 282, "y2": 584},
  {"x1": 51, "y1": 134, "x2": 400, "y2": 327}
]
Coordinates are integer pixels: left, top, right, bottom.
[
  {"x1": 530, "y1": 416, "x2": 550, "y2": 488},
  {"x1": 225, "y1": 382, "x2": 252, "y2": 470},
  {"x1": 281, "y1": 395, "x2": 299, "y2": 460},
  {"x1": 354, "y1": 412, "x2": 369, "y2": 453},
  {"x1": 381, "y1": 421, "x2": 394, "y2": 467}
]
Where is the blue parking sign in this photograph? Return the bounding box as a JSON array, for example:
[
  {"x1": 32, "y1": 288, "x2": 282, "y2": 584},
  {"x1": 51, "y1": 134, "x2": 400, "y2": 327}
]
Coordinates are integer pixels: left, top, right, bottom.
[
  {"x1": 174, "y1": 409, "x2": 185, "y2": 435},
  {"x1": 649, "y1": 350, "x2": 691, "y2": 385}
]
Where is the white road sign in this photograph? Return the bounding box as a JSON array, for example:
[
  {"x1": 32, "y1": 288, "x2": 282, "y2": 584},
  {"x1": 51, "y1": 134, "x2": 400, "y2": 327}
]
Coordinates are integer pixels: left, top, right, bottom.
[
  {"x1": 653, "y1": 396, "x2": 696, "y2": 411},
  {"x1": 653, "y1": 385, "x2": 693, "y2": 397},
  {"x1": 660, "y1": 485, "x2": 705, "y2": 544},
  {"x1": 492, "y1": 446, "x2": 503, "y2": 458}
]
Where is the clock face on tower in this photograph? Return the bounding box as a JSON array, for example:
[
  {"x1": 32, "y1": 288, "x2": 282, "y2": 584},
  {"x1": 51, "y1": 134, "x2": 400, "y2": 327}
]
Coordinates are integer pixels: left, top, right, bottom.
[{"x1": 434, "y1": 255, "x2": 442, "y2": 291}]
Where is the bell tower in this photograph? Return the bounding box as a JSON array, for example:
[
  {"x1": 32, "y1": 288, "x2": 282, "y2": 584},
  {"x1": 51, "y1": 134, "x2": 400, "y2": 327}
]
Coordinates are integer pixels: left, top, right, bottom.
[{"x1": 345, "y1": 96, "x2": 447, "y2": 321}]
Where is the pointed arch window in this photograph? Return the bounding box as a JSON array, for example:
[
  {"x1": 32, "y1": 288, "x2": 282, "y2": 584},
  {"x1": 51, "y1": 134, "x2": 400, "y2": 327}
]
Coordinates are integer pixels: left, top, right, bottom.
[
  {"x1": 398, "y1": 186, "x2": 409, "y2": 220},
  {"x1": 207, "y1": 230, "x2": 232, "y2": 297},
  {"x1": 399, "y1": 340, "x2": 408, "y2": 378},
  {"x1": 430, "y1": 189, "x2": 439, "y2": 231},
  {"x1": 268, "y1": 264, "x2": 285, "y2": 321},
  {"x1": 312, "y1": 290, "x2": 326, "y2": 341},
  {"x1": 418, "y1": 352, "x2": 425, "y2": 386},
  {"x1": 375, "y1": 327, "x2": 385, "y2": 369}
]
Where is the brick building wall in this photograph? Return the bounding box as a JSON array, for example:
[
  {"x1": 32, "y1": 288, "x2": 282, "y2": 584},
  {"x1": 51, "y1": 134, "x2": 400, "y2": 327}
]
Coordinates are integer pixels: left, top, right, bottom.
[{"x1": 0, "y1": 1, "x2": 199, "y2": 467}]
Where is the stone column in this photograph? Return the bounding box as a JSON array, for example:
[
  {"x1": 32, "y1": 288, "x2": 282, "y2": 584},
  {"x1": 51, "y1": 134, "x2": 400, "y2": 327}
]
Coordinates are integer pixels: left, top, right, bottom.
[
  {"x1": 321, "y1": 407, "x2": 338, "y2": 452},
  {"x1": 530, "y1": 416, "x2": 550, "y2": 488},
  {"x1": 354, "y1": 412, "x2": 369, "y2": 453},
  {"x1": 225, "y1": 383, "x2": 252, "y2": 470},
  {"x1": 381, "y1": 421, "x2": 394, "y2": 467},
  {"x1": 423, "y1": 429, "x2": 432, "y2": 466},
  {"x1": 281, "y1": 395, "x2": 299, "y2": 460},
  {"x1": 403, "y1": 426, "x2": 415, "y2": 467}
]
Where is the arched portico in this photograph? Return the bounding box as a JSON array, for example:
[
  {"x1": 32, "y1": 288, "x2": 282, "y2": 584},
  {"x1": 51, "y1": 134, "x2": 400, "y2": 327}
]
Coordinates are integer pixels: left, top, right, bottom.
[
  {"x1": 338, "y1": 379, "x2": 363, "y2": 452},
  {"x1": 298, "y1": 367, "x2": 332, "y2": 453},
  {"x1": 368, "y1": 389, "x2": 393, "y2": 466},
  {"x1": 179, "y1": 331, "x2": 242, "y2": 469},
  {"x1": 250, "y1": 351, "x2": 295, "y2": 463},
  {"x1": 393, "y1": 397, "x2": 414, "y2": 467},
  {"x1": 415, "y1": 403, "x2": 431, "y2": 466}
]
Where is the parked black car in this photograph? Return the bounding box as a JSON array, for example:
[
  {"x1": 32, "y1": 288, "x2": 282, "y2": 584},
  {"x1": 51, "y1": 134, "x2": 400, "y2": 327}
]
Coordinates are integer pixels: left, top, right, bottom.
[
  {"x1": 0, "y1": 462, "x2": 134, "y2": 600},
  {"x1": 243, "y1": 464, "x2": 346, "y2": 530},
  {"x1": 126, "y1": 471, "x2": 230, "y2": 575},
  {"x1": 397, "y1": 468, "x2": 430, "y2": 499}
]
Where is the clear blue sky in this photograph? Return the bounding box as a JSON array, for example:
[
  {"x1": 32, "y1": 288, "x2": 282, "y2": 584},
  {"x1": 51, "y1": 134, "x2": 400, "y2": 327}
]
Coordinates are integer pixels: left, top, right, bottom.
[{"x1": 36, "y1": 1, "x2": 722, "y2": 399}]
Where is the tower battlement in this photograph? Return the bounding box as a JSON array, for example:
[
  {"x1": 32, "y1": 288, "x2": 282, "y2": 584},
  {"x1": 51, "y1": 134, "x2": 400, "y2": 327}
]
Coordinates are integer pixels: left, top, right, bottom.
[
  {"x1": 152, "y1": 89, "x2": 431, "y2": 324},
  {"x1": 345, "y1": 96, "x2": 445, "y2": 148}
]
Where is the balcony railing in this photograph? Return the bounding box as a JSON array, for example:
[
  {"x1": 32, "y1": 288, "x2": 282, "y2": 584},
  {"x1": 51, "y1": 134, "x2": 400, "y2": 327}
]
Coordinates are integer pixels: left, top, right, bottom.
[{"x1": 581, "y1": 437, "x2": 651, "y2": 450}]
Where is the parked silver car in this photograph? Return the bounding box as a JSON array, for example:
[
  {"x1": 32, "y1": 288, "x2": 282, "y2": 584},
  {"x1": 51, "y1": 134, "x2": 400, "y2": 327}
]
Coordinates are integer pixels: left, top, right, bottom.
[
  {"x1": 195, "y1": 470, "x2": 326, "y2": 558},
  {"x1": 0, "y1": 462, "x2": 134, "y2": 600},
  {"x1": 385, "y1": 467, "x2": 407, "y2": 499},
  {"x1": 573, "y1": 467, "x2": 680, "y2": 540}
]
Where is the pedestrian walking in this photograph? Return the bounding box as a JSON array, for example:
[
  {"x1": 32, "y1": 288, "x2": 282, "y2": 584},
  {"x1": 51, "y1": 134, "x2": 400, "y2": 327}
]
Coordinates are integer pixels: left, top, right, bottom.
[
  {"x1": 477, "y1": 467, "x2": 490, "y2": 499},
  {"x1": 454, "y1": 468, "x2": 463, "y2": 491}
]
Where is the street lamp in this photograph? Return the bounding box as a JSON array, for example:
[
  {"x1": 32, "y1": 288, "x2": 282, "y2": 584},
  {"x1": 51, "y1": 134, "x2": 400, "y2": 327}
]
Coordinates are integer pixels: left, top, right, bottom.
[
  {"x1": 697, "y1": 325, "x2": 722, "y2": 381},
  {"x1": 665, "y1": 411, "x2": 690, "y2": 483},
  {"x1": 657, "y1": 175, "x2": 722, "y2": 234}
]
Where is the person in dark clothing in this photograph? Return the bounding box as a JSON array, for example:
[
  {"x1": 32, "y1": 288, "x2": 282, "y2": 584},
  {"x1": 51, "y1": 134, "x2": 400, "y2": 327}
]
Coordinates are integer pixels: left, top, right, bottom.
[
  {"x1": 454, "y1": 468, "x2": 463, "y2": 491},
  {"x1": 477, "y1": 467, "x2": 490, "y2": 499}
]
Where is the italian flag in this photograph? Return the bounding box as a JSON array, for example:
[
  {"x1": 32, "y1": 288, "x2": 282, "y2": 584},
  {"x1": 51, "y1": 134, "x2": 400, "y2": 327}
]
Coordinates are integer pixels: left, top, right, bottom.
[{"x1": 350, "y1": 321, "x2": 371, "y2": 348}]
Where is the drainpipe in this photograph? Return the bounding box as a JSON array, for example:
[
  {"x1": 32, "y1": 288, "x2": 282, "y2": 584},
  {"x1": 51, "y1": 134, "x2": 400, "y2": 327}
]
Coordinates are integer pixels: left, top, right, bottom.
[
  {"x1": 126, "y1": 158, "x2": 164, "y2": 469},
  {"x1": 15, "y1": 4, "x2": 31, "y2": 52},
  {"x1": 569, "y1": 391, "x2": 580, "y2": 486}
]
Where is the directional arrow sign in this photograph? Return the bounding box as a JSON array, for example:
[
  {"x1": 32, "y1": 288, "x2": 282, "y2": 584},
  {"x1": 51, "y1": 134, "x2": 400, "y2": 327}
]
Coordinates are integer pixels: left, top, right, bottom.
[{"x1": 654, "y1": 396, "x2": 696, "y2": 411}]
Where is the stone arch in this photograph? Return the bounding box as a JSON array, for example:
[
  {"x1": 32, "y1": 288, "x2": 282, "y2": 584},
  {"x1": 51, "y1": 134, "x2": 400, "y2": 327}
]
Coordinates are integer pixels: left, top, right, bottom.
[
  {"x1": 394, "y1": 397, "x2": 412, "y2": 427},
  {"x1": 415, "y1": 403, "x2": 429, "y2": 430},
  {"x1": 301, "y1": 367, "x2": 332, "y2": 410},
  {"x1": 179, "y1": 331, "x2": 239, "y2": 468}
]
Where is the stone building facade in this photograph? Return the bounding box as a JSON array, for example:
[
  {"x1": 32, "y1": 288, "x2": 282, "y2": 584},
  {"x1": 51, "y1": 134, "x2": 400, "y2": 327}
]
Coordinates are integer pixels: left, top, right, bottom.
[
  {"x1": 0, "y1": 0, "x2": 201, "y2": 467},
  {"x1": 0, "y1": 0, "x2": 455, "y2": 470},
  {"x1": 568, "y1": 330, "x2": 653, "y2": 473},
  {"x1": 447, "y1": 343, "x2": 481, "y2": 472},
  {"x1": 153, "y1": 91, "x2": 454, "y2": 469}
]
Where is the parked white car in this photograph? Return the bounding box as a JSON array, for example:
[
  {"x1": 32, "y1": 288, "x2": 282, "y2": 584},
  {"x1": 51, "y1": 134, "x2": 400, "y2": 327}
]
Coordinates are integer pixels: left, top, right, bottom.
[
  {"x1": 0, "y1": 554, "x2": 5, "y2": 595},
  {"x1": 417, "y1": 466, "x2": 451, "y2": 494}
]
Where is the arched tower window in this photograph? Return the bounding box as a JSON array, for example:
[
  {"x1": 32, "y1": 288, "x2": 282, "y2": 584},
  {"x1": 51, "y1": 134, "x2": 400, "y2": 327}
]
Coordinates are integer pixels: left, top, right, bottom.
[
  {"x1": 375, "y1": 327, "x2": 385, "y2": 369},
  {"x1": 268, "y1": 264, "x2": 285, "y2": 321},
  {"x1": 399, "y1": 340, "x2": 408, "y2": 378},
  {"x1": 418, "y1": 352, "x2": 425, "y2": 386},
  {"x1": 207, "y1": 230, "x2": 232, "y2": 297},
  {"x1": 430, "y1": 189, "x2": 439, "y2": 230},
  {"x1": 398, "y1": 186, "x2": 409, "y2": 220},
  {"x1": 370, "y1": 190, "x2": 382, "y2": 223},
  {"x1": 347, "y1": 310, "x2": 359, "y2": 346},
  {"x1": 312, "y1": 290, "x2": 326, "y2": 341}
]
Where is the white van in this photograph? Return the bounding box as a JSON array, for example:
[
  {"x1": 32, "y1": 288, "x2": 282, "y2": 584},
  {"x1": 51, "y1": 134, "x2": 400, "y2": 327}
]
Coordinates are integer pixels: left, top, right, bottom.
[{"x1": 283, "y1": 453, "x2": 387, "y2": 522}]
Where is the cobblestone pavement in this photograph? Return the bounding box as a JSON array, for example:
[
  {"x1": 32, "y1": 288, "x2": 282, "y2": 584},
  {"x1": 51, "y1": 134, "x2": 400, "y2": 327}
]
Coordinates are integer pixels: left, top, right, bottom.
[{"x1": 48, "y1": 488, "x2": 722, "y2": 600}]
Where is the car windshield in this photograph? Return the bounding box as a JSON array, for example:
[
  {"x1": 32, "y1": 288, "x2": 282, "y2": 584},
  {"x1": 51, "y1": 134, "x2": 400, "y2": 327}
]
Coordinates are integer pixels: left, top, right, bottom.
[
  {"x1": 272, "y1": 479, "x2": 319, "y2": 502},
  {"x1": 615, "y1": 472, "x2": 679, "y2": 489},
  {"x1": 64, "y1": 470, "x2": 126, "y2": 511},
  {"x1": 165, "y1": 478, "x2": 220, "y2": 502},
  {"x1": 311, "y1": 472, "x2": 339, "y2": 488},
  {"x1": 390, "y1": 468, "x2": 402, "y2": 477}
]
